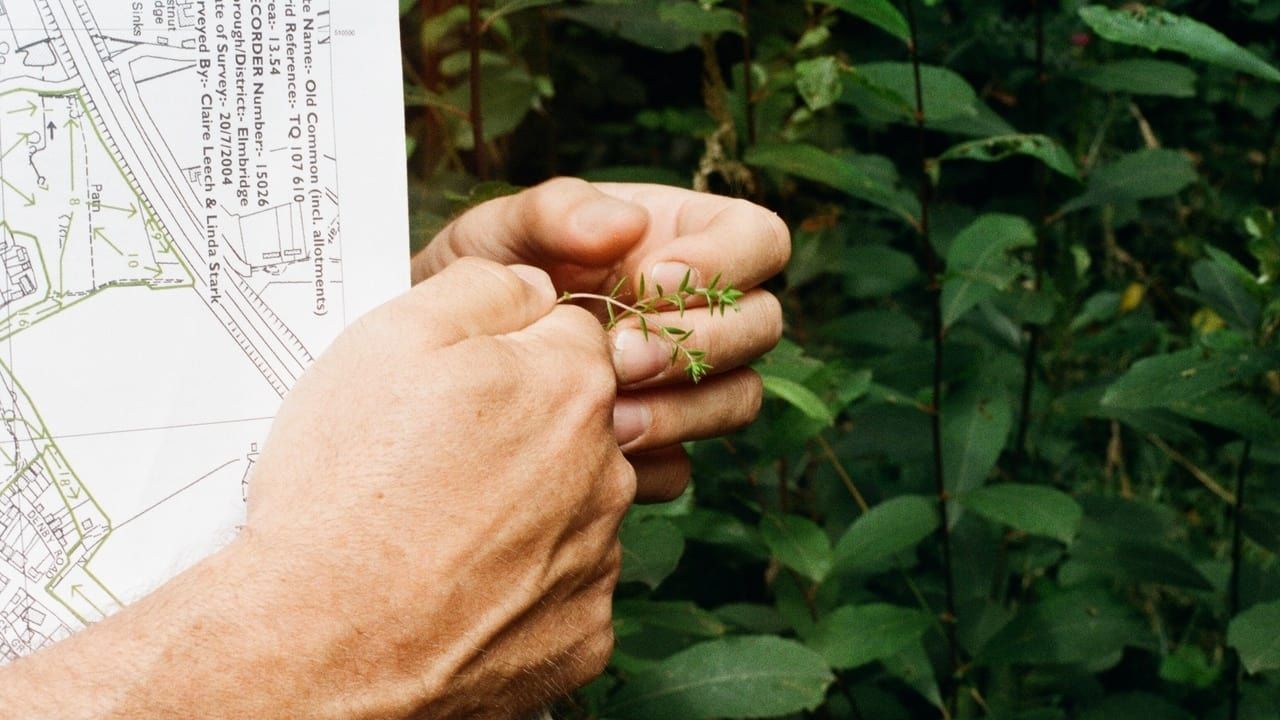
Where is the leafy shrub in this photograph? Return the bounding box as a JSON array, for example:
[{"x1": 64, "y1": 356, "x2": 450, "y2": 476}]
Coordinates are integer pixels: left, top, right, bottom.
[{"x1": 401, "y1": 1, "x2": 1280, "y2": 717}]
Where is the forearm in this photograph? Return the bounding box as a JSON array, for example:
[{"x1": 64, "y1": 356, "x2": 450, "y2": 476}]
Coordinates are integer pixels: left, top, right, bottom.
[{"x1": 0, "y1": 536, "x2": 363, "y2": 720}]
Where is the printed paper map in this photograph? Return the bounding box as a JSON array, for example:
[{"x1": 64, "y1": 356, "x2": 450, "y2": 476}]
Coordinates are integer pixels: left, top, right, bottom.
[{"x1": 0, "y1": 0, "x2": 408, "y2": 660}]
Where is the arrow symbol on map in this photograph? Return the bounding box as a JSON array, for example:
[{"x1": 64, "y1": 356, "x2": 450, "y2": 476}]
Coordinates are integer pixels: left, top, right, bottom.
[
  {"x1": 6, "y1": 101, "x2": 37, "y2": 116},
  {"x1": 1, "y1": 178, "x2": 36, "y2": 207},
  {"x1": 0, "y1": 132, "x2": 33, "y2": 161},
  {"x1": 45, "y1": 121, "x2": 56, "y2": 139},
  {"x1": 70, "y1": 585, "x2": 105, "y2": 616},
  {"x1": 92, "y1": 227, "x2": 125, "y2": 255},
  {"x1": 100, "y1": 202, "x2": 139, "y2": 219}
]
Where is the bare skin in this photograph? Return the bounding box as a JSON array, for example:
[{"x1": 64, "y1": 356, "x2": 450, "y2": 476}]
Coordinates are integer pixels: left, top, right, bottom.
[
  {"x1": 0, "y1": 182, "x2": 791, "y2": 718},
  {"x1": 0, "y1": 260, "x2": 628, "y2": 719},
  {"x1": 418, "y1": 179, "x2": 791, "y2": 502}
]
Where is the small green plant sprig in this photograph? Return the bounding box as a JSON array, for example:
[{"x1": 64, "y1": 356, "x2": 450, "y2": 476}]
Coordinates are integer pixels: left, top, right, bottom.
[{"x1": 560, "y1": 271, "x2": 744, "y2": 383}]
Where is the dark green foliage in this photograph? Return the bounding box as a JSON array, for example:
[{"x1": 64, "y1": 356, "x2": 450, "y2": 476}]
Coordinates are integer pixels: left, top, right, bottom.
[{"x1": 402, "y1": 0, "x2": 1280, "y2": 717}]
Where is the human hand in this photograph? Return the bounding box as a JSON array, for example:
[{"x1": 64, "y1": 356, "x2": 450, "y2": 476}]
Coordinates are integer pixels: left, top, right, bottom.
[
  {"x1": 413, "y1": 180, "x2": 792, "y2": 502},
  {"x1": 245, "y1": 258, "x2": 631, "y2": 717},
  {"x1": 0, "y1": 258, "x2": 631, "y2": 720}
]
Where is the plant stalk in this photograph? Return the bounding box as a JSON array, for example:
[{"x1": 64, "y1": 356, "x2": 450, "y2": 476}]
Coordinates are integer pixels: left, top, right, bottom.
[
  {"x1": 740, "y1": 0, "x2": 757, "y2": 147},
  {"x1": 1014, "y1": 0, "x2": 1047, "y2": 466},
  {"x1": 467, "y1": 0, "x2": 488, "y2": 180},
  {"x1": 1229, "y1": 440, "x2": 1253, "y2": 720},
  {"x1": 902, "y1": 0, "x2": 960, "y2": 709}
]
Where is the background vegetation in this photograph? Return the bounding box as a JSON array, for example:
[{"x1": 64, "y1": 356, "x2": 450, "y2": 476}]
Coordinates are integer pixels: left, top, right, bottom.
[{"x1": 398, "y1": 1, "x2": 1280, "y2": 717}]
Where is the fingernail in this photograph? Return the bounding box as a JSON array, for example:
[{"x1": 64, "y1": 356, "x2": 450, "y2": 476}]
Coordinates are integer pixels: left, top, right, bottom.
[
  {"x1": 613, "y1": 398, "x2": 651, "y2": 448},
  {"x1": 507, "y1": 264, "x2": 555, "y2": 302},
  {"x1": 613, "y1": 329, "x2": 672, "y2": 385},
  {"x1": 650, "y1": 262, "x2": 700, "y2": 295}
]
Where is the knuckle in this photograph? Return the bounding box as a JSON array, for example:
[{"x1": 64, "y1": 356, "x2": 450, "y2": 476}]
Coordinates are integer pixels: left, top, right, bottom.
[
  {"x1": 605, "y1": 459, "x2": 638, "y2": 514},
  {"x1": 526, "y1": 177, "x2": 589, "y2": 221},
  {"x1": 455, "y1": 336, "x2": 524, "y2": 393},
  {"x1": 458, "y1": 256, "x2": 529, "y2": 305}
]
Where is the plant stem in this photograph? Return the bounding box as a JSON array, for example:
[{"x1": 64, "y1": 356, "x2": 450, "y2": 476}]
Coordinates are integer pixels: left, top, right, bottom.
[
  {"x1": 562, "y1": 291, "x2": 714, "y2": 381},
  {"x1": 467, "y1": 0, "x2": 488, "y2": 180},
  {"x1": 1014, "y1": 0, "x2": 1047, "y2": 467},
  {"x1": 901, "y1": 0, "x2": 960, "y2": 709},
  {"x1": 816, "y1": 433, "x2": 869, "y2": 513},
  {"x1": 1229, "y1": 440, "x2": 1253, "y2": 720},
  {"x1": 740, "y1": 0, "x2": 757, "y2": 148}
]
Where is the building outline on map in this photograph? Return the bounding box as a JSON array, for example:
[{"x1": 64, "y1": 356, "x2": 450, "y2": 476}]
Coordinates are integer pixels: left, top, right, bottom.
[{"x1": 0, "y1": 0, "x2": 408, "y2": 663}]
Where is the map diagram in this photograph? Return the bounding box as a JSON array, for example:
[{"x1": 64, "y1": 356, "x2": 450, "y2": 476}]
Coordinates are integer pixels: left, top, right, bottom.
[{"x1": 0, "y1": 0, "x2": 407, "y2": 661}]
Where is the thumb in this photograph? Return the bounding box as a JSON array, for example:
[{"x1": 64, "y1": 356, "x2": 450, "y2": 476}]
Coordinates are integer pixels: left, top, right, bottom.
[
  {"x1": 412, "y1": 178, "x2": 650, "y2": 283},
  {"x1": 389, "y1": 257, "x2": 557, "y2": 348}
]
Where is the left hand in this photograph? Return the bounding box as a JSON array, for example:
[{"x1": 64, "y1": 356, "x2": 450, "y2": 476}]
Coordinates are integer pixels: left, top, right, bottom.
[{"x1": 413, "y1": 179, "x2": 791, "y2": 503}]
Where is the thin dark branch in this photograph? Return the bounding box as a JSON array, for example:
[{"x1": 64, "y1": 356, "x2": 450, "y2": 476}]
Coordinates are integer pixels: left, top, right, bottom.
[
  {"x1": 468, "y1": 0, "x2": 488, "y2": 179},
  {"x1": 1229, "y1": 441, "x2": 1253, "y2": 720},
  {"x1": 740, "y1": 0, "x2": 757, "y2": 147},
  {"x1": 902, "y1": 0, "x2": 959, "y2": 711},
  {"x1": 1014, "y1": 0, "x2": 1048, "y2": 465}
]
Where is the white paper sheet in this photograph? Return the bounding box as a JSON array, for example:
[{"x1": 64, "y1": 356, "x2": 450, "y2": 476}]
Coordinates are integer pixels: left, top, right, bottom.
[{"x1": 0, "y1": 0, "x2": 409, "y2": 660}]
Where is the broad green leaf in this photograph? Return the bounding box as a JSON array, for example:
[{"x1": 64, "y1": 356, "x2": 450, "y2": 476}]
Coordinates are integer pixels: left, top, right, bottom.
[
  {"x1": 715, "y1": 604, "x2": 789, "y2": 634},
  {"x1": 813, "y1": 0, "x2": 909, "y2": 42},
  {"x1": 604, "y1": 636, "x2": 835, "y2": 719},
  {"x1": 980, "y1": 587, "x2": 1153, "y2": 665},
  {"x1": 819, "y1": 310, "x2": 922, "y2": 350},
  {"x1": 883, "y1": 641, "x2": 943, "y2": 711},
  {"x1": 487, "y1": 0, "x2": 562, "y2": 25},
  {"x1": 761, "y1": 375, "x2": 834, "y2": 425},
  {"x1": 1164, "y1": 391, "x2": 1280, "y2": 441},
  {"x1": 943, "y1": 382, "x2": 1014, "y2": 495},
  {"x1": 1102, "y1": 346, "x2": 1277, "y2": 409},
  {"x1": 1075, "y1": 59, "x2": 1198, "y2": 98},
  {"x1": 844, "y1": 62, "x2": 980, "y2": 124},
  {"x1": 940, "y1": 134, "x2": 1079, "y2": 180},
  {"x1": 562, "y1": 0, "x2": 702, "y2": 52},
  {"x1": 1158, "y1": 644, "x2": 1220, "y2": 689},
  {"x1": 806, "y1": 604, "x2": 932, "y2": 669},
  {"x1": 961, "y1": 484, "x2": 1083, "y2": 543},
  {"x1": 1058, "y1": 149, "x2": 1197, "y2": 215},
  {"x1": 619, "y1": 515, "x2": 685, "y2": 589},
  {"x1": 614, "y1": 600, "x2": 728, "y2": 639},
  {"x1": 833, "y1": 495, "x2": 938, "y2": 574},
  {"x1": 746, "y1": 143, "x2": 920, "y2": 223},
  {"x1": 941, "y1": 214, "x2": 1037, "y2": 327},
  {"x1": 656, "y1": 1, "x2": 744, "y2": 37},
  {"x1": 674, "y1": 509, "x2": 768, "y2": 559},
  {"x1": 1229, "y1": 600, "x2": 1280, "y2": 674},
  {"x1": 444, "y1": 64, "x2": 540, "y2": 147},
  {"x1": 1189, "y1": 255, "x2": 1261, "y2": 330},
  {"x1": 796, "y1": 56, "x2": 843, "y2": 111},
  {"x1": 761, "y1": 514, "x2": 833, "y2": 582},
  {"x1": 930, "y1": 100, "x2": 1017, "y2": 138},
  {"x1": 1078, "y1": 5, "x2": 1280, "y2": 83},
  {"x1": 843, "y1": 245, "x2": 920, "y2": 298},
  {"x1": 1069, "y1": 536, "x2": 1214, "y2": 590}
]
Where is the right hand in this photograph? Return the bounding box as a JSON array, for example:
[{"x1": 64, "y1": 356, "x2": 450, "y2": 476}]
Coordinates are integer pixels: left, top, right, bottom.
[{"x1": 239, "y1": 257, "x2": 632, "y2": 718}]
